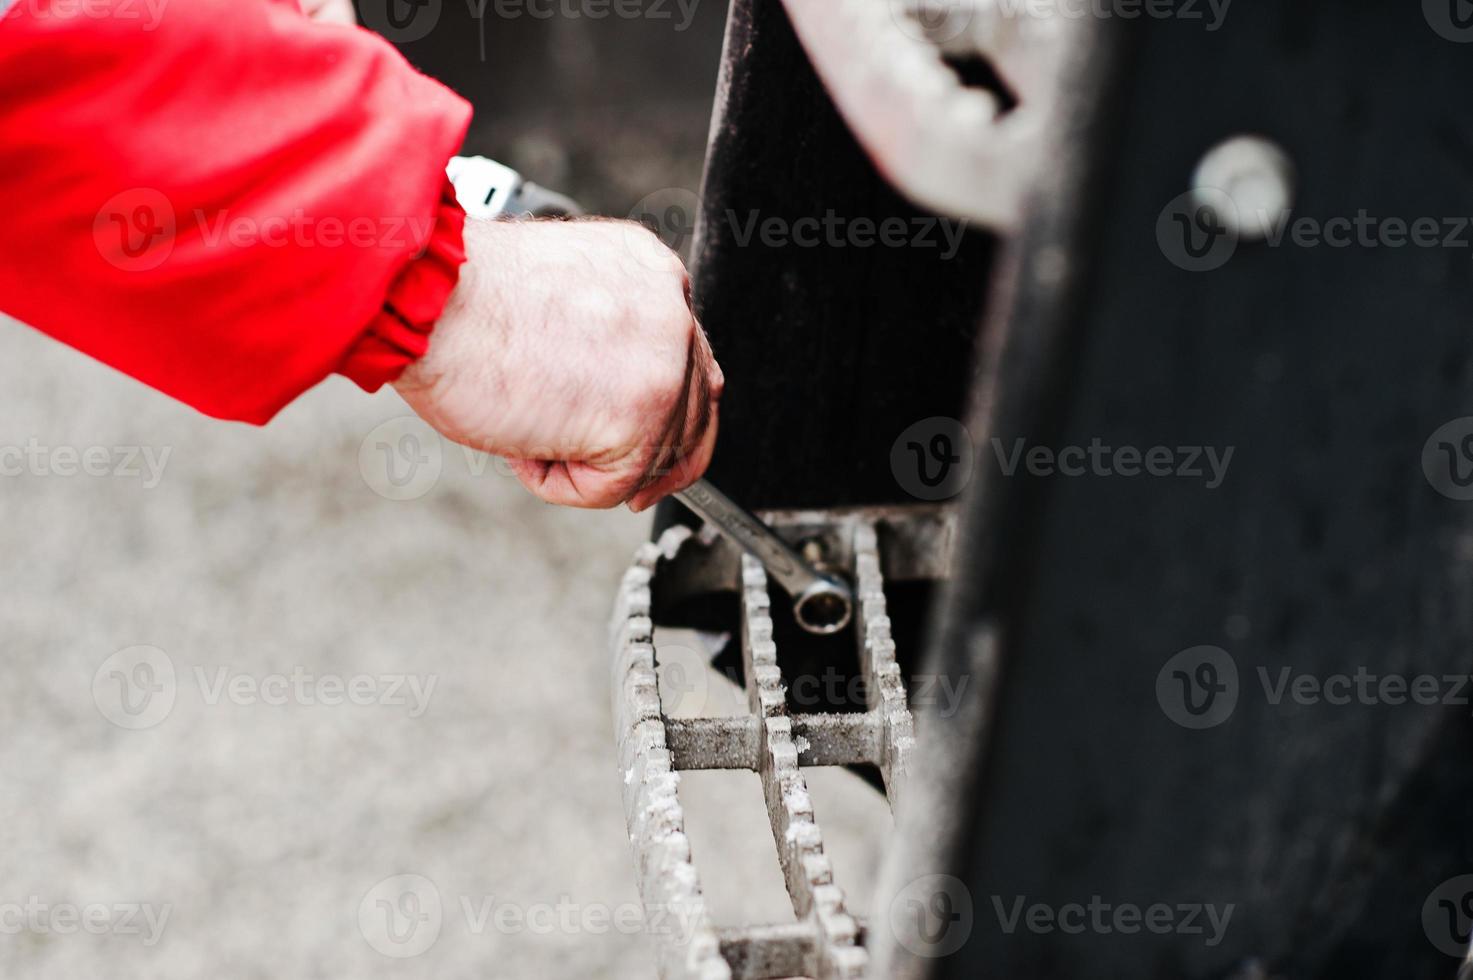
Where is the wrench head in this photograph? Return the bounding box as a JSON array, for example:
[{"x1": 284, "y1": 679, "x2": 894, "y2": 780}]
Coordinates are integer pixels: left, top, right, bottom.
[{"x1": 793, "y1": 579, "x2": 854, "y2": 636}]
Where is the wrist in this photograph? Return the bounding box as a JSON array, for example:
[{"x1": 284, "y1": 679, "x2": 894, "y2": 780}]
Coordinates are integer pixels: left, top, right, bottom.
[{"x1": 339, "y1": 179, "x2": 468, "y2": 393}]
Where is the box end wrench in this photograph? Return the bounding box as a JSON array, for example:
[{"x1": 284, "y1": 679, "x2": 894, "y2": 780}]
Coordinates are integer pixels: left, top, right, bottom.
[{"x1": 674, "y1": 480, "x2": 854, "y2": 635}]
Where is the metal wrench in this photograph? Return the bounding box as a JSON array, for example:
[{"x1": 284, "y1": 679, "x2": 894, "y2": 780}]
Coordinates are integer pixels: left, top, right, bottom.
[{"x1": 674, "y1": 479, "x2": 854, "y2": 635}]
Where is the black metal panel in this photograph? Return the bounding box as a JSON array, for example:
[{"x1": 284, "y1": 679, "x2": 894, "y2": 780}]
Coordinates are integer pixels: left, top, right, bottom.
[
  {"x1": 930, "y1": 5, "x2": 1473, "y2": 979},
  {"x1": 676, "y1": 0, "x2": 997, "y2": 512}
]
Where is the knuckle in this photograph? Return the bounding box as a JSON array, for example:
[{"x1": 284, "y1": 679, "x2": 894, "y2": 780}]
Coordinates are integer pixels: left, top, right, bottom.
[{"x1": 658, "y1": 247, "x2": 688, "y2": 279}]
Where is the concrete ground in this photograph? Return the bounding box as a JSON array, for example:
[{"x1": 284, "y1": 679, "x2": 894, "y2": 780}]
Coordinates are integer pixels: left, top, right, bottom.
[
  {"x1": 0, "y1": 323, "x2": 889, "y2": 979},
  {"x1": 0, "y1": 10, "x2": 891, "y2": 976}
]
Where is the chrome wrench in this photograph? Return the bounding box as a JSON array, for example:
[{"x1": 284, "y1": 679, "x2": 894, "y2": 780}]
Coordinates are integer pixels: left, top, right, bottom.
[{"x1": 674, "y1": 479, "x2": 854, "y2": 635}]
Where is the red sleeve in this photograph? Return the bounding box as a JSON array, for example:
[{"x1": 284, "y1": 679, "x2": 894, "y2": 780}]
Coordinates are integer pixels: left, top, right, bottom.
[
  {"x1": 336, "y1": 180, "x2": 466, "y2": 393},
  {"x1": 0, "y1": 0, "x2": 473, "y2": 423}
]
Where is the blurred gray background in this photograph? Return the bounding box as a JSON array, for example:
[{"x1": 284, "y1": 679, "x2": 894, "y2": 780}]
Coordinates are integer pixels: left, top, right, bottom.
[{"x1": 0, "y1": 3, "x2": 887, "y2": 977}]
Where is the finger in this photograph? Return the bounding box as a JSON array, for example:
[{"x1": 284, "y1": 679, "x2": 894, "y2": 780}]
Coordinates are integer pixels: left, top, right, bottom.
[
  {"x1": 693, "y1": 319, "x2": 725, "y2": 401},
  {"x1": 628, "y1": 397, "x2": 719, "y2": 512},
  {"x1": 510, "y1": 319, "x2": 724, "y2": 511},
  {"x1": 628, "y1": 334, "x2": 702, "y2": 498},
  {"x1": 626, "y1": 325, "x2": 724, "y2": 510},
  {"x1": 632, "y1": 339, "x2": 716, "y2": 501},
  {"x1": 507, "y1": 457, "x2": 641, "y2": 509}
]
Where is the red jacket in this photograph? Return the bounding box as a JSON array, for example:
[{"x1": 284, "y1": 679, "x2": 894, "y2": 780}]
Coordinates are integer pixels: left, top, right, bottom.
[{"x1": 0, "y1": 0, "x2": 472, "y2": 422}]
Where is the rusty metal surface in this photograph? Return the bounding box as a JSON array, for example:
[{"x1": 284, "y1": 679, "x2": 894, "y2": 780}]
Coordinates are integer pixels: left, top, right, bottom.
[{"x1": 611, "y1": 509, "x2": 955, "y2": 979}]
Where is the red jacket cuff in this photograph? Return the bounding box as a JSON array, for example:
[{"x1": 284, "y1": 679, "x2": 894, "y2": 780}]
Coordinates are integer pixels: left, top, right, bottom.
[{"x1": 337, "y1": 179, "x2": 467, "y2": 392}]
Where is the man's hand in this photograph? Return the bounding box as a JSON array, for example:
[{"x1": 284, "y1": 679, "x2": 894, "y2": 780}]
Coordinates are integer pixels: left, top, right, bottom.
[{"x1": 395, "y1": 218, "x2": 724, "y2": 511}]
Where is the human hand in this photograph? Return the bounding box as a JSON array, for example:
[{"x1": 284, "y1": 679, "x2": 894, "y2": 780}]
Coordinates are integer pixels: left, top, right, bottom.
[{"x1": 395, "y1": 218, "x2": 724, "y2": 511}]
